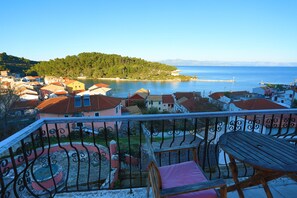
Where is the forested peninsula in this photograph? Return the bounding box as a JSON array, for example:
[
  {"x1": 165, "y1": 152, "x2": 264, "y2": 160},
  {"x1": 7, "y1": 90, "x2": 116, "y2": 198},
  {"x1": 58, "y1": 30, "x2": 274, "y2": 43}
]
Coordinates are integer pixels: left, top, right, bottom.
[
  {"x1": 0, "y1": 52, "x2": 39, "y2": 76},
  {"x1": 27, "y1": 52, "x2": 192, "y2": 81}
]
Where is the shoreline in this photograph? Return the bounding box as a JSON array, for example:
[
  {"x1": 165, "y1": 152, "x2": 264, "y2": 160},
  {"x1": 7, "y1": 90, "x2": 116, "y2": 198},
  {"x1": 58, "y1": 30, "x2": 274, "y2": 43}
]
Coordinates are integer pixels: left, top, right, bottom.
[
  {"x1": 77, "y1": 77, "x2": 235, "y2": 83},
  {"x1": 77, "y1": 77, "x2": 192, "y2": 82},
  {"x1": 96, "y1": 77, "x2": 184, "y2": 82}
]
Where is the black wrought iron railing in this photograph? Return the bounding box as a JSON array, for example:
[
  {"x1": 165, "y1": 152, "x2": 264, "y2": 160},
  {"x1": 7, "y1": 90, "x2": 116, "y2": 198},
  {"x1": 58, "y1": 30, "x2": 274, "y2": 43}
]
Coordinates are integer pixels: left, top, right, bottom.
[{"x1": 0, "y1": 109, "x2": 297, "y2": 197}]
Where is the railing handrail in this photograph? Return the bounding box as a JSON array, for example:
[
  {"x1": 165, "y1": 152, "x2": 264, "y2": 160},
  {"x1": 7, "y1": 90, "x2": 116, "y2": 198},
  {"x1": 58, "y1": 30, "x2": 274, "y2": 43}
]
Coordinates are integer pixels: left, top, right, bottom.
[
  {"x1": 1, "y1": 108, "x2": 297, "y2": 154},
  {"x1": 44, "y1": 109, "x2": 297, "y2": 123}
]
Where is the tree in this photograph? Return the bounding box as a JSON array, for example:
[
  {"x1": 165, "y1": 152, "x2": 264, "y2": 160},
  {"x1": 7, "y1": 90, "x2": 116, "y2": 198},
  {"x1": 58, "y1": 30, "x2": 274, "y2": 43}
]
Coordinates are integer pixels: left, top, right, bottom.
[
  {"x1": 26, "y1": 52, "x2": 190, "y2": 80},
  {"x1": 0, "y1": 86, "x2": 20, "y2": 139}
]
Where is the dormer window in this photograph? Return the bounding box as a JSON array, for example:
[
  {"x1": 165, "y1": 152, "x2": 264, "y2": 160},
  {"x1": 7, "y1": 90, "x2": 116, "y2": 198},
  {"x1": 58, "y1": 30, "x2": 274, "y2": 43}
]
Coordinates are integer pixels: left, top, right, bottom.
[{"x1": 74, "y1": 95, "x2": 82, "y2": 107}]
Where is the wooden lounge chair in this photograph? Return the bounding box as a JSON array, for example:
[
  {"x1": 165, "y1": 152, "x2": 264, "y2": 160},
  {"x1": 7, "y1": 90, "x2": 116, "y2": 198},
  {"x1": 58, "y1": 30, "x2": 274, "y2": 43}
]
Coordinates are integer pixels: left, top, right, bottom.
[{"x1": 147, "y1": 145, "x2": 227, "y2": 198}]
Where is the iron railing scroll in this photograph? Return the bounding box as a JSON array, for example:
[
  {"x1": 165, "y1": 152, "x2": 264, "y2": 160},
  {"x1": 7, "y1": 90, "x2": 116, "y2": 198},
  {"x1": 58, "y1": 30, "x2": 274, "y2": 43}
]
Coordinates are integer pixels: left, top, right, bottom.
[{"x1": 0, "y1": 109, "x2": 297, "y2": 197}]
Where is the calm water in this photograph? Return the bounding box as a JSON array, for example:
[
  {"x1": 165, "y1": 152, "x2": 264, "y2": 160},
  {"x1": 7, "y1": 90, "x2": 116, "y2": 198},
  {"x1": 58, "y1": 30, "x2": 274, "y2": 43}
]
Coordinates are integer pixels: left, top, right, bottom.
[{"x1": 81, "y1": 66, "x2": 297, "y2": 98}]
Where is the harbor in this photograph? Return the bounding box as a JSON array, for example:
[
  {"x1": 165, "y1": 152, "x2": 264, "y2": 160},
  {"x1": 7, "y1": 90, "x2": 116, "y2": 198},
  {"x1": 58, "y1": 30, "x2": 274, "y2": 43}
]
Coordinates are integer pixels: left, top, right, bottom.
[{"x1": 193, "y1": 78, "x2": 235, "y2": 83}]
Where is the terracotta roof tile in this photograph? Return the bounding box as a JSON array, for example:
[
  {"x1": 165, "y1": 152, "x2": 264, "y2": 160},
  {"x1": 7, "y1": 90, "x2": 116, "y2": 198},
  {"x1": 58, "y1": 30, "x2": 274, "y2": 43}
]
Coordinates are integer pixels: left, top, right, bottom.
[
  {"x1": 37, "y1": 95, "x2": 121, "y2": 114},
  {"x1": 209, "y1": 92, "x2": 224, "y2": 100},
  {"x1": 94, "y1": 83, "x2": 109, "y2": 88},
  {"x1": 12, "y1": 100, "x2": 40, "y2": 109},
  {"x1": 232, "y1": 99, "x2": 287, "y2": 110},
  {"x1": 162, "y1": 95, "x2": 174, "y2": 104},
  {"x1": 129, "y1": 93, "x2": 146, "y2": 100},
  {"x1": 174, "y1": 92, "x2": 200, "y2": 100},
  {"x1": 181, "y1": 98, "x2": 219, "y2": 112},
  {"x1": 209, "y1": 91, "x2": 250, "y2": 100},
  {"x1": 54, "y1": 90, "x2": 68, "y2": 95},
  {"x1": 50, "y1": 82, "x2": 64, "y2": 86},
  {"x1": 41, "y1": 84, "x2": 65, "y2": 92},
  {"x1": 64, "y1": 80, "x2": 77, "y2": 85}
]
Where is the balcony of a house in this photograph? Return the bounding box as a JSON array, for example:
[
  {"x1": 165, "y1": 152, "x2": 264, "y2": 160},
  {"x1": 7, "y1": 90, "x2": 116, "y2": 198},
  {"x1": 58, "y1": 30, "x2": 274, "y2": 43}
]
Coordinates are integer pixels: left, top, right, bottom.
[
  {"x1": 0, "y1": 109, "x2": 297, "y2": 197},
  {"x1": 55, "y1": 177, "x2": 297, "y2": 197}
]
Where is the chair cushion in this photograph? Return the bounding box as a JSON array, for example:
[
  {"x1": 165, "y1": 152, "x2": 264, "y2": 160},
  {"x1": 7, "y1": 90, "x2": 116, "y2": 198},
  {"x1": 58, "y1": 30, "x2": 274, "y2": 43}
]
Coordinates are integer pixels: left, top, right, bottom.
[{"x1": 159, "y1": 161, "x2": 217, "y2": 198}]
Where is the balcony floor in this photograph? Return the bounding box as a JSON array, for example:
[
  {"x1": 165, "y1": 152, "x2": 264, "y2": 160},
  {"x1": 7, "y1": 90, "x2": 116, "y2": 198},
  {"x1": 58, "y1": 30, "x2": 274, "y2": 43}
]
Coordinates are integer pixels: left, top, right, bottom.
[{"x1": 56, "y1": 177, "x2": 297, "y2": 198}]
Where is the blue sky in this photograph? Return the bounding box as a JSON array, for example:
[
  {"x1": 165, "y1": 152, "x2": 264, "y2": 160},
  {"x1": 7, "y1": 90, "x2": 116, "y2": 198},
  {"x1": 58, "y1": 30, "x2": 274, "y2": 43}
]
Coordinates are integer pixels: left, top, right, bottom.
[{"x1": 1, "y1": 0, "x2": 296, "y2": 63}]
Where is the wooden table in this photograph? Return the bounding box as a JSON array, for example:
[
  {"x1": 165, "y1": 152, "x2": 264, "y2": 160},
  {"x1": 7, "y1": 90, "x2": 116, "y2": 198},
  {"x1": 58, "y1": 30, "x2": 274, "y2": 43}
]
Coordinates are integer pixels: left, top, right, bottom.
[{"x1": 219, "y1": 131, "x2": 297, "y2": 198}]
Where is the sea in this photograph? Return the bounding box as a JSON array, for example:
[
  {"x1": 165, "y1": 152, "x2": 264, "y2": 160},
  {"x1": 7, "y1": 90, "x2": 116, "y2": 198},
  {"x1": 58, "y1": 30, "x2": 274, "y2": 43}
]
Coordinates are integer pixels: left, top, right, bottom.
[{"x1": 80, "y1": 66, "x2": 297, "y2": 98}]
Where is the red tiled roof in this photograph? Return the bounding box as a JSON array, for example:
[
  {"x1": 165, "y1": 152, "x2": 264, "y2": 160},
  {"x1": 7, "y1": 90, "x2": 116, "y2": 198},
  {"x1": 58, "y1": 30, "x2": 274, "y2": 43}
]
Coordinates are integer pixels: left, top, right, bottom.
[
  {"x1": 37, "y1": 95, "x2": 121, "y2": 114},
  {"x1": 228, "y1": 91, "x2": 250, "y2": 96},
  {"x1": 54, "y1": 90, "x2": 68, "y2": 95},
  {"x1": 232, "y1": 99, "x2": 287, "y2": 110},
  {"x1": 94, "y1": 83, "x2": 109, "y2": 88},
  {"x1": 174, "y1": 92, "x2": 199, "y2": 100},
  {"x1": 162, "y1": 95, "x2": 174, "y2": 104},
  {"x1": 129, "y1": 93, "x2": 147, "y2": 100},
  {"x1": 50, "y1": 82, "x2": 64, "y2": 86},
  {"x1": 209, "y1": 92, "x2": 224, "y2": 100},
  {"x1": 12, "y1": 100, "x2": 40, "y2": 109},
  {"x1": 209, "y1": 91, "x2": 250, "y2": 100},
  {"x1": 1, "y1": 81, "x2": 11, "y2": 86},
  {"x1": 64, "y1": 80, "x2": 76, "y2": 85},
  {"x1": 180, "y1": 98, "x2": 196, "y2": 112},
  {"x1": 181, "y1": 98, "x2": 219, "y2": 112},
  {"x1": 41, "y1": 84, "x2": 65, "y2": 92}
]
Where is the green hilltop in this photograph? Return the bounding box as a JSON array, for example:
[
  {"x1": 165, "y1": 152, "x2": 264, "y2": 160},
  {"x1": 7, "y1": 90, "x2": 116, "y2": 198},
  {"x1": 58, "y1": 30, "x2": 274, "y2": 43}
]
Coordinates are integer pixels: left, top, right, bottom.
[
  {"x1": 0, "y1": 52, "x2": 39, "y2": 76},
  {"x1": 27, "y1": 52, "x2": 191, "y2": 81}
]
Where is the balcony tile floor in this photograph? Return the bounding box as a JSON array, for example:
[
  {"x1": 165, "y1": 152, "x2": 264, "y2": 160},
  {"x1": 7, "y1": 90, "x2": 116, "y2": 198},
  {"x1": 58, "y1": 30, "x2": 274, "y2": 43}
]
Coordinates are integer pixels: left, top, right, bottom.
[{"x1": 56, "y1": 177, "x2": 297, "y2": 198}]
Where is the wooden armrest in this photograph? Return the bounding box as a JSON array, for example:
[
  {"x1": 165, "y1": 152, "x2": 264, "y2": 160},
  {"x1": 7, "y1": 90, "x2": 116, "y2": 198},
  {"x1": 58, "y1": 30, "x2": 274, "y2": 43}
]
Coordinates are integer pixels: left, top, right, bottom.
[
  {"x1": 160, "y1": 179, "x2": 226, "y2": 197},
  {"x1": 154, "y1": 144, "x2": 197, "y2": 154}
]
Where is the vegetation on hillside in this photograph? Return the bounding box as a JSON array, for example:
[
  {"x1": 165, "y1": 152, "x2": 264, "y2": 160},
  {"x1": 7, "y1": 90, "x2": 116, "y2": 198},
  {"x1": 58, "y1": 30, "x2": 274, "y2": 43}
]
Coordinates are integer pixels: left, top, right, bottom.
[
  {"x1": 27, "y1": 52, "x2": 192, "y2": 81},
  {"x1": 0, "y1": 52, "x2": 39, "y2": 75}
]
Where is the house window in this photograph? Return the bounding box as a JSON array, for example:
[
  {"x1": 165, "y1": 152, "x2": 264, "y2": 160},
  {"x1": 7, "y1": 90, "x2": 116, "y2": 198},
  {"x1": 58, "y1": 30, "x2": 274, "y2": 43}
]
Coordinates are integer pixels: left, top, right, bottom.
[
  {"x1": 95, "y1": 112, "x2": 99, "y2": 116},
  {"x1": 74, "y1": 96, "x2": 82, "y2": 107},
  {"x1": 116, "y1": 106, "x2": 119, "y2": 113},
  {"x1": 83, "y1": 95, "x2": 91, "y2": 106},
  {"x1": 159, "y1": 101, "x2": 161, "y2": 105},
  {"x1": 64, "y1": 115, "x2": 68, "y2": 117}
]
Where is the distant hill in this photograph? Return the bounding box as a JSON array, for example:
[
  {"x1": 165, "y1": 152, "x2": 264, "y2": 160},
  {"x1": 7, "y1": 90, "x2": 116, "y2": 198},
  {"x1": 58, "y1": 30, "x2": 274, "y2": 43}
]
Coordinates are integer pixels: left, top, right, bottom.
[
  {"x1": 28, "y1": 52, "x2": 192, "y2": 80},
  {"x1": 0, "y1": 52, "x2": 39, "y2": 76},
  {"x1": 160, "y1": 59, "x2": 297, "y2": 67}
]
